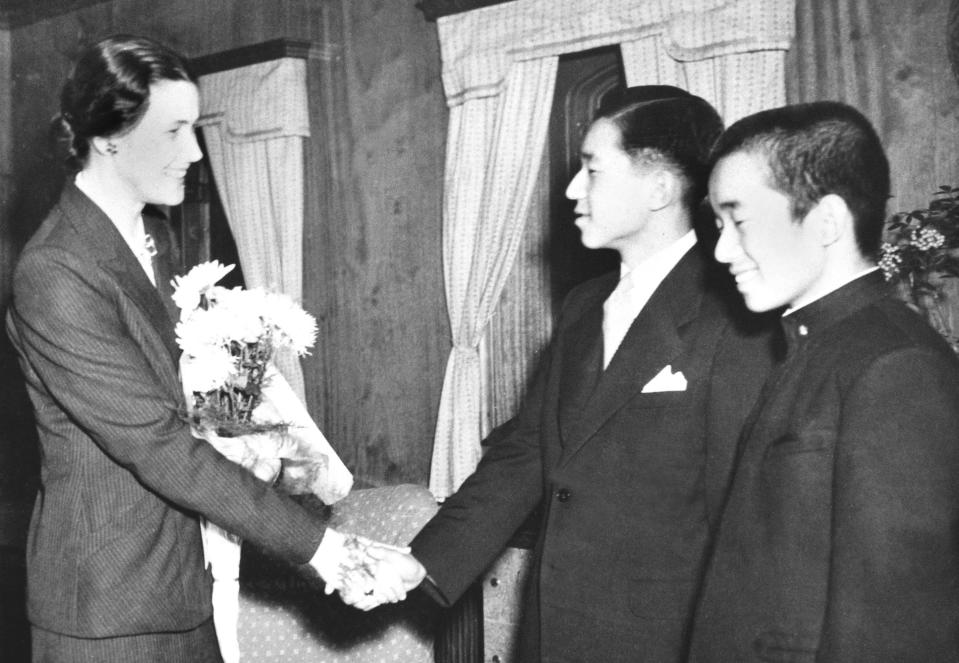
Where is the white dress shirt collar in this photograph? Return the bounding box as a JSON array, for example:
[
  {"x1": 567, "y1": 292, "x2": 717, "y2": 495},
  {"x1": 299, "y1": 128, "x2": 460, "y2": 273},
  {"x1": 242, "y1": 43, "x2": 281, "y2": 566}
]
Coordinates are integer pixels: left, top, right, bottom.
[{"x1": 603, "y1": 230, "x2": 696, "y2": 367}]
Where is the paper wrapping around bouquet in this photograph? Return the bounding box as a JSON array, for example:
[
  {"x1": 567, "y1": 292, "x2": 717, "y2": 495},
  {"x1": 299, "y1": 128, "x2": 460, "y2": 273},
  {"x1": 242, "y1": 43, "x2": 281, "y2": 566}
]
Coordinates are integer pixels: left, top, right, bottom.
[
  {"x1": 254, "y1": 364, "x2": 353, "y2": 503},
  {"x1": 180, "y1": 358, "x2": 353, "y2": 663},
  {"x1": 180, "y1": 358, "x2": 354, "y2": 503}
]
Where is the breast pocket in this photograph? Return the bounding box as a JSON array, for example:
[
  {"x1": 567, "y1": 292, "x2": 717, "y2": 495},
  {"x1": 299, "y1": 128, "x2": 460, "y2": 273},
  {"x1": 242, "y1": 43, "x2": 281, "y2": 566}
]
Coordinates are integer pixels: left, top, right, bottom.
[
  {"x1": 634, "y1": 390, "x2": 691, "y2": 409},
  {"x1": 753, "y1": 630, "x2": 819, "y2": 662},
  {"x1": 764, "y1": 429, "x2": 834, "y2": 458}
]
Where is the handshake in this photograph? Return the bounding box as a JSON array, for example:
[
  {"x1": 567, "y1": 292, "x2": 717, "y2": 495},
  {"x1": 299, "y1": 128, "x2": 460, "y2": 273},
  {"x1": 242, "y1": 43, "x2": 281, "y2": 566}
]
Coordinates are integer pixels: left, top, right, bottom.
[{"x1": 309, "y1": 528, "x2": 429, "y2": 610}]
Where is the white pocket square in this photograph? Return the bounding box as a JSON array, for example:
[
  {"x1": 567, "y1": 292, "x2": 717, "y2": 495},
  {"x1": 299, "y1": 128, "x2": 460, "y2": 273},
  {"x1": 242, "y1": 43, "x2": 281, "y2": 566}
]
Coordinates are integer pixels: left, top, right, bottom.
[{"x1": 641, "y1": 365, "x2": 687, "y2": 393}]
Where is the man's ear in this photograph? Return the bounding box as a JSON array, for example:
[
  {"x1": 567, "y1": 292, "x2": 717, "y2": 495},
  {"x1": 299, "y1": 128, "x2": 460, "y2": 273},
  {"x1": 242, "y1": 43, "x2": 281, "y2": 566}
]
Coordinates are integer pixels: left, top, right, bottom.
[
  {"x1": 646, "y1": 169, "x2": 679, "y2": 212},
  {"x1": 807, "y1": 194, "x2": 852, "y2": 247}
]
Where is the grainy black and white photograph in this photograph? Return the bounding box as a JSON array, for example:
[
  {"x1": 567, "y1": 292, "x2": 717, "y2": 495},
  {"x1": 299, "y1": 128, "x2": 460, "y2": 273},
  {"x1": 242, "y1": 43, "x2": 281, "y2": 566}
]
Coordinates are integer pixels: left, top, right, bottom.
[{"x1": 1, "y1": 1, "x2": 959, "y2": 662}]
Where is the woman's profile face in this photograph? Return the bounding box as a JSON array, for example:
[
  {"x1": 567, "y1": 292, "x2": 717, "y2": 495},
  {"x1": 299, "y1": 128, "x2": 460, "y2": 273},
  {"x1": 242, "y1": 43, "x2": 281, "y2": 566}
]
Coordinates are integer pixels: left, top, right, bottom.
[
  {"x1": 109, "y1": 79, "x2": 203, "y2": 207},
  {"x1": 565, "y1": 118, "x2": 656, "y2": 255}
]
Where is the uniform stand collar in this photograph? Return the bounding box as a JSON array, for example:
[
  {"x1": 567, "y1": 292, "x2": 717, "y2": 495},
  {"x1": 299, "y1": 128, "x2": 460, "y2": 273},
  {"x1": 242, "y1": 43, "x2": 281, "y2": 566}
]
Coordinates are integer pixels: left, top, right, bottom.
[{"x1": 781, "y1": 270, "x2": 889, "y2": 354}]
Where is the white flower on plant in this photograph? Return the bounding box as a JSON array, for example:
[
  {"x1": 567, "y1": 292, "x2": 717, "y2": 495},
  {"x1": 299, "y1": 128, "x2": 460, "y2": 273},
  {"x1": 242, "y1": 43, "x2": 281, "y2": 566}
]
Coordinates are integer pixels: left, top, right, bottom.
[
  {"x1": 910, "y1": 227, "x2": 946, "y2": 251},
  {"x1": 878, "y1": 242, "x2": 903, "y2": 281},
  {"x1": 170, "y1": 261, "x2": 235, "y2": 314}
]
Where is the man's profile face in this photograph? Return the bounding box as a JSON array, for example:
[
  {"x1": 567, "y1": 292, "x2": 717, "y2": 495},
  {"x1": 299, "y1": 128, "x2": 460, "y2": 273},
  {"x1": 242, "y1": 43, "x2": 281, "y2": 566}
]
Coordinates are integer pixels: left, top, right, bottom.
[
  {"x1": 709, "y1": 150, "x2": 827, "y2": 312},
  {"x1": 565, "y1": 118, "x2": 658, "y2": 256}
]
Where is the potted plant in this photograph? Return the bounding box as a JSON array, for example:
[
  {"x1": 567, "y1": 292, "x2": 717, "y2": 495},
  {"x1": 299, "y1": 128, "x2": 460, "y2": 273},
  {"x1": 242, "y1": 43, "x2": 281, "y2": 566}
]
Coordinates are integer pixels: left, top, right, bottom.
[{"x1": 880, "y1": 186, "x2": 959, "y2": 353}]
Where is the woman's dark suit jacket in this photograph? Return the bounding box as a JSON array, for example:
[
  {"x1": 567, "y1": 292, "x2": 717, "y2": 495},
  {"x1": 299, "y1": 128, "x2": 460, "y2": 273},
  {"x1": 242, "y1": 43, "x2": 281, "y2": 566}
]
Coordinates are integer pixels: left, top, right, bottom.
[
  {"x1": 689, "y1": 271, "x2": 959, "y2": 661},
  {"x1": 412, "y1": 245, "x2": 777, "y2": 662},
  {"x1": 6, "y1": 184, "x2": 326, "y2": 640}
]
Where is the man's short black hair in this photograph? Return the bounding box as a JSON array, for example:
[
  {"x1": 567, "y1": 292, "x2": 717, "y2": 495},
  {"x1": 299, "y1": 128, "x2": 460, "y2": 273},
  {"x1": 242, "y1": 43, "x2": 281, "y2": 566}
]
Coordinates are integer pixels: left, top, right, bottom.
[
  {"x1": 595, "y1": 85, "x2": 723, "y2": 214},
  {"x1": 710, "y1": 101, "x2": 890, "y2": 259}
]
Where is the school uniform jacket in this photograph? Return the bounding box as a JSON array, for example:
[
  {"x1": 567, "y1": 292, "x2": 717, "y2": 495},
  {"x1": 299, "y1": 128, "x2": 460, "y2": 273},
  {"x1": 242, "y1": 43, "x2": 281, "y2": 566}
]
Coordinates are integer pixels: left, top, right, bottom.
[
  {"x1": 689, "y1": 271, "x2": 959, "y2": 662},
  {"x1": 412, "y1": 245, "x2": 777, "y2": 663},
  {"x1": 6, "y1": 183, "x2": 326, "y2": 639}
]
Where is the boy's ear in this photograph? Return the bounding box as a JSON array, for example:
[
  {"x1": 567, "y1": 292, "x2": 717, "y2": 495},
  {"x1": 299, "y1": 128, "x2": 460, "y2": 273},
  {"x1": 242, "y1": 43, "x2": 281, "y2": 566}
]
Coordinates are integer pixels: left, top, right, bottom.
[{"x1": 808, "y1": 194, "x2": 852, "y2": 247}]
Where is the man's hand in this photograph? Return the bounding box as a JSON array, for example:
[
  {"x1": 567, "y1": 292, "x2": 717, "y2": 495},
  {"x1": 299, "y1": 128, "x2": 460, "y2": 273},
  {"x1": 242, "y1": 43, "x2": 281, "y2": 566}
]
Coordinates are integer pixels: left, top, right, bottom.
[
  {"x1": 343, "y1": 545, "x2": 428, "y2": 611},
  {"x1": 308, "y1": 529, "x2": 420, "y2": 607}
]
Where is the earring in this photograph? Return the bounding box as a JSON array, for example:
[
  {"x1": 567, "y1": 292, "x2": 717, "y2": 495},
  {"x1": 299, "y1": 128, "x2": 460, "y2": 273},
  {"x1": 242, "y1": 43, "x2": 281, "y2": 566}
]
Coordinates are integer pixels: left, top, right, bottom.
[{"x1": 106, "y1": 142, "x2": 118, "y2": 155}]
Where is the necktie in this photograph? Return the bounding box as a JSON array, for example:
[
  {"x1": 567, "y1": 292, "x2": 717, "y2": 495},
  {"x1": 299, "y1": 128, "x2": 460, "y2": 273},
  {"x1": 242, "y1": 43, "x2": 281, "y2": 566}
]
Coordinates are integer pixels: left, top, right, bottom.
[{"x1": 602, "y1": 273, "x2": 636, "y2": 368}]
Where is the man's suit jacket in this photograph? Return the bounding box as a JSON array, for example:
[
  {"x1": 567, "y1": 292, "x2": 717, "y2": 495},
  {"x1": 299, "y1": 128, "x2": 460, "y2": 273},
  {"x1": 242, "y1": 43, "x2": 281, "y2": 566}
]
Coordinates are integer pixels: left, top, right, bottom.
[
  {"x1": 412, "y1": 245, "x2": 776, "y2": 663},
  {"x1": 688, "y1": 272, "x2": 959, "y2": 662},
  {"x1": 6, "y1": 183, "x2": 326, "y2": 639}
]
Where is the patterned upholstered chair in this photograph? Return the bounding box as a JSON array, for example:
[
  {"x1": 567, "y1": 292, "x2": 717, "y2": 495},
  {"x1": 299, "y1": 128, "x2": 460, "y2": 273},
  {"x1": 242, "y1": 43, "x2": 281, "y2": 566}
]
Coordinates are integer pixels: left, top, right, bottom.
[{"x1": 237, "y1": 484, "x2": 440, "y2": 662}]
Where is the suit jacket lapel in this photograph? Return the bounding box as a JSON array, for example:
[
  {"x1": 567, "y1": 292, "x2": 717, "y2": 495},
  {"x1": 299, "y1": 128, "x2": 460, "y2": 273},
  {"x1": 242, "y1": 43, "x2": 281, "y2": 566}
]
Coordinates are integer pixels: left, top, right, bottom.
[
  {"x1": 559, "y1": 248, "x2": 704, "y2": 466},
  {"x1": 557, "y1": 294, "x2": 605, "y2": 438},
  {"x1": 59, "y1": 184, "x2": 181, "y2": 364}
]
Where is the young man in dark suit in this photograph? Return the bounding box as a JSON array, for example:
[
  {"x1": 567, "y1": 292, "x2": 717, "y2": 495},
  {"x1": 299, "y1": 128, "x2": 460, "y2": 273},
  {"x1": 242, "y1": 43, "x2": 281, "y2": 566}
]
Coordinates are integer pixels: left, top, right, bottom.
[
  {"x1": 689, "y1": 101, "x2": 959, "y2": 661},
  {"x1": 357, "y1": 87, "x2": 777, "y2": 662}
]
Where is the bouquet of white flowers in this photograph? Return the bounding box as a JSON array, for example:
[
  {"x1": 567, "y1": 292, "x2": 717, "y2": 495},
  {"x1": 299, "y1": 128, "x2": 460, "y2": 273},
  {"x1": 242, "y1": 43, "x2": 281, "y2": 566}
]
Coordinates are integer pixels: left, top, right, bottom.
[
  {"x1": 173, "y1": 260, "x2": 317, "y2": 436},
  {"x1": 174, "y1": 260, "x2": 354, "y2": 496},
  {"x1": 172, "y1": 261, "x2": 353, "y2": 663}
]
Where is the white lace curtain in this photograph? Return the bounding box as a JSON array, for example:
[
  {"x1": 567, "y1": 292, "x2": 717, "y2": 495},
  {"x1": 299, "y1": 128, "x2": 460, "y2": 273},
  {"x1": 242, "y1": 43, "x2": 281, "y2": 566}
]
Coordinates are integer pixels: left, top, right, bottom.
[
  {"x1": 430, "y1": 0, "x2": 796, "y2": 499},
  {"x1": 197, "y1": 58, "x2": 310, "y2": 400}
]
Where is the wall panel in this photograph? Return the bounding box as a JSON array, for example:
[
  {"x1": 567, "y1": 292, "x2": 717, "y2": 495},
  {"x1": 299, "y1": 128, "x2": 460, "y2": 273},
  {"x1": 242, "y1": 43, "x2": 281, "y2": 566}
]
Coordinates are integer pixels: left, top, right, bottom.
[
  {"x1": 318, "y1": 0, "x2": 447, "y2": 484},
  {"x1": 787, "y1": 0, "x2": 959, "y2": 211}
]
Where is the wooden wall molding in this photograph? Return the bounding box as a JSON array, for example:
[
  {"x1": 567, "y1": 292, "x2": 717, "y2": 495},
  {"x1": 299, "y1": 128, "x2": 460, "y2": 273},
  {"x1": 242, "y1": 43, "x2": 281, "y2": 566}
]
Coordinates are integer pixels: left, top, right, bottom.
[
  {"x1": 189, "y1": 38, "x2": 314, "y2": 76},
  {"x1": 416, "y1": 0, "x2": 511, "y2": 22},
  {"x1": 0, "y1": 0, "x2": 110, "y2": 28}
]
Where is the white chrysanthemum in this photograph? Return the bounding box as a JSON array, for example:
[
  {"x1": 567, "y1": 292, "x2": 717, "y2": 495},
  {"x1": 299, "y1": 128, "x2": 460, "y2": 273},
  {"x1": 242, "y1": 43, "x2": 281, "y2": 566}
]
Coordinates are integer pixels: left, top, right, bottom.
[
  {"x1": 175, "y1": 307, "x2": 233, "y2": 357},
  {"x1": 182, "y1": 349, "x2": 236, "y2": 393},
  {"x1": 216, "y1": 289, "x2": 268, "y2": 344},
  {"x1": 263, "y1": 292, "x2": 317, "y2": 355},
  {"x1": 170, "y1": 261, "x2": 235, "y2": 314}
]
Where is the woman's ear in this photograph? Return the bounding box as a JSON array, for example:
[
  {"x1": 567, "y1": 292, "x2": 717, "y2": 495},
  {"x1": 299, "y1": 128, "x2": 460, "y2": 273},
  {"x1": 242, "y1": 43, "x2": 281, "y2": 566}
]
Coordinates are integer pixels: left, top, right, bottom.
[{"x1": 90, "y1": 136, "x2": 116, "y2": 157}]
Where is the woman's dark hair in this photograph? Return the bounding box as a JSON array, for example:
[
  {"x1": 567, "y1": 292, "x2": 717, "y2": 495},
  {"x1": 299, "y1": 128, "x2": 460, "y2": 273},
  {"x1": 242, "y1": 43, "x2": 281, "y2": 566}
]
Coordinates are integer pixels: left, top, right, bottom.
[
  {"x1": 594, "y1": 85, "x2": 723, "y2": 214},
  {"x1": 57, "y1": 34, "x2": 195, "y2": 167}
]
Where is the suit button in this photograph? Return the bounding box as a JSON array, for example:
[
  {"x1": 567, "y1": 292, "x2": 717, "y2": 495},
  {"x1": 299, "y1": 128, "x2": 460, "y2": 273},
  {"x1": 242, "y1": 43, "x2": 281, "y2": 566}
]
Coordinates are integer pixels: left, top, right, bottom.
[{"x1": 556, "y1": 488, "x2": 571, "y2": 502}]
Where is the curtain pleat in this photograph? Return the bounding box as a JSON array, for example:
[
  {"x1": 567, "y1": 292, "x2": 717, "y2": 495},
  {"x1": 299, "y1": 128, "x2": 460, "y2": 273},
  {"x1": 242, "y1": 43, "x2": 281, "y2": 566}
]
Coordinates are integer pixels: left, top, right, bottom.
[{"x1": 430, "y1": 58, "x2": 558, "y2": 497}]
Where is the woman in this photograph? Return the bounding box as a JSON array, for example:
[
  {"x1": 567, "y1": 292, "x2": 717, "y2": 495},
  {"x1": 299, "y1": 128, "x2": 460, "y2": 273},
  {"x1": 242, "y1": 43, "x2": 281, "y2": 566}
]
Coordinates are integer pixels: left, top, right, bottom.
[{"x1": 6, "y1": 34, "x2": 353, "y2": 662}]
